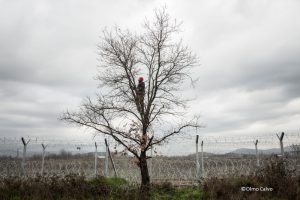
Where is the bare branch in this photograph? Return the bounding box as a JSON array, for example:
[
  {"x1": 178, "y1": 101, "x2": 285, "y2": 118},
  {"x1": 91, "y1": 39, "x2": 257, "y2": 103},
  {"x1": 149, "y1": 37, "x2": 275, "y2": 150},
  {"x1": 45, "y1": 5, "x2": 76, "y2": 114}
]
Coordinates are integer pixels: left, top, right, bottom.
[{"x1": 61, "y1": 7, "x2": 200, "y2": 167}]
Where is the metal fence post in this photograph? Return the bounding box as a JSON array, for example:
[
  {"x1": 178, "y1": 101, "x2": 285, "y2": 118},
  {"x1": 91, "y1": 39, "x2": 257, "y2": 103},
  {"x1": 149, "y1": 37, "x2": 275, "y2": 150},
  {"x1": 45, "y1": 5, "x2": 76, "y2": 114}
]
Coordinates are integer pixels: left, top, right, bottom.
[
  {"x1": 276, "y1": 132, "x2": 285, "y2": 156},
  {"x1": 196, "y1": 135, "x2": 199, "y2": 179},
  {"x1": 94, "y1": 142, "x2": 98, "y2": 177},
  {"x1": 149, "y1": 146, "x2": 153, "y2": 177},
  {"x1": 104, "y1": 139, "x2": 109, "y2": 177},
  {"x1": 254, "y1": 140, "x2": 259, "y2": 166},
  {"x1": 201, "y1": 140, "x2": 204, "y2": 177},
  {"x1": 41, "y1": 144, "x2": 47, "y2": 175},
  {"x1": 105, "y1": 138, "x2": 117, "y2": 177},
  {"x1": 21, "y1": 137, "x2": 30, "y2": 176}
]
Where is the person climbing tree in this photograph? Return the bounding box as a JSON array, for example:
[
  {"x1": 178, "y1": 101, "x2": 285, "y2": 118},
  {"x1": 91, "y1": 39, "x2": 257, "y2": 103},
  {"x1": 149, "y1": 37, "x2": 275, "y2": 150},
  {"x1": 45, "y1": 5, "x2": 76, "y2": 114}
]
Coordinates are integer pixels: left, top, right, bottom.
[
  {"x1": 136, "y1": 76, "x2": 145, "y2": 113},
  {"x1": 61, "y1": 8, "x2": 200, "y2": 194}
]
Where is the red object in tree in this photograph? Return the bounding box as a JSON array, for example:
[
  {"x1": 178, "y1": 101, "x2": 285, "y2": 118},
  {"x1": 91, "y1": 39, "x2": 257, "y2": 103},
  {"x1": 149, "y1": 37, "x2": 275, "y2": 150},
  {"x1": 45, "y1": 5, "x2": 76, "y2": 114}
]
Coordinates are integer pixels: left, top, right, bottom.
[{"x1": 138, "y1": 77, "x2": 144, "y2": 81}]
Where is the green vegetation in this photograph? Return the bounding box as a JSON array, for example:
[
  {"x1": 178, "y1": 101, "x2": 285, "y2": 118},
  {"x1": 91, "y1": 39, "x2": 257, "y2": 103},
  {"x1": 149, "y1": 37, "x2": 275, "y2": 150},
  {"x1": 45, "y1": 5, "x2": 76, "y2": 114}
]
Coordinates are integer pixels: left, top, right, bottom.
[
  {"x1": 103, "y1": 177, "x2": 128, "y2": 187},
  {"x1": 0, "y1": 175, "x2": 202, "y2": 200},
  {"x1": 151, "y1": 185, "x2": 202, "y2": 200}
]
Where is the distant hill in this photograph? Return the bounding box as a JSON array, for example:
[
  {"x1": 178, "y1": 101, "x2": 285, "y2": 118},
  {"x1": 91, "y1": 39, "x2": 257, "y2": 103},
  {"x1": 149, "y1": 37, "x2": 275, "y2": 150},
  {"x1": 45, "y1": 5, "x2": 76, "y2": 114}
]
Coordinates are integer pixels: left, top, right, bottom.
[
  {"x1": 229, "y1": 145, "x2": 298, "y2": 155},
  {"x1": 187, "y1": 152, "x2": 215, "y2": 158}
]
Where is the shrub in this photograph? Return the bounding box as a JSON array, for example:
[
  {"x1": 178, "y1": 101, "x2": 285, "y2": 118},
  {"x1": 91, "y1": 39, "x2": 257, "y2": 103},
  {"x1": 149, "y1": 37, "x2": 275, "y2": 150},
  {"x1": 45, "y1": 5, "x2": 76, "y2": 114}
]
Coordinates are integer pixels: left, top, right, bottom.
[
  {"x1": 202, "y1": 158, "x2": 300, "y2": 200},
  {"x1": 0, "y1": 175, "x2": 112, "y2": 200},
  {"x1": 256, "y1": 158, "x2": 298, "y2": 200}
]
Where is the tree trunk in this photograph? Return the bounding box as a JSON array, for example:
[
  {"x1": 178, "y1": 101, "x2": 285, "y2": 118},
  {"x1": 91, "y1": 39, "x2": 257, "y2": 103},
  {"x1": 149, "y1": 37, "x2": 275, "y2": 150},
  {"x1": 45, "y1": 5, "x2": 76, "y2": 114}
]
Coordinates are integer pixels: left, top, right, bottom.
[{"x1": 139, "y1": 151, "x2": 150, "y2": 196}]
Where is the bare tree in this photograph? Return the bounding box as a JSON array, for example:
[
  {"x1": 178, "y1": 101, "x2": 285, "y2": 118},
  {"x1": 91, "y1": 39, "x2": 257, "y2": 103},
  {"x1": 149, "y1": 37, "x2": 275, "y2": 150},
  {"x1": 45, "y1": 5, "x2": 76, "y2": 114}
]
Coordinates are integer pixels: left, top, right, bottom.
[{"x1": 61, "y1": 8, "x2": 200, "y2": 192}]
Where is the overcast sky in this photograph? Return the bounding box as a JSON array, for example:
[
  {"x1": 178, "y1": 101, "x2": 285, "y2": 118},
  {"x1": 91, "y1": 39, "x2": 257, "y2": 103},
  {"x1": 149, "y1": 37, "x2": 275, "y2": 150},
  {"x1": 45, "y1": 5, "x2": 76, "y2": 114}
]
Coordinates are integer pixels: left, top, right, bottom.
[{"x1": 0, "y1": 0, "x2": 299, "y2": 143}]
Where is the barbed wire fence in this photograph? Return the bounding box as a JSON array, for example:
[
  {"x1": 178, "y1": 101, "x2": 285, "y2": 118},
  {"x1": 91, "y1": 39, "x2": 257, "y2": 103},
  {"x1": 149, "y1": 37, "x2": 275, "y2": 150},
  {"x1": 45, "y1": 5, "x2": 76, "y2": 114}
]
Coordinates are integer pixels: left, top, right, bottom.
[{"x1": 0, "y1": 132, "x2": 299, "y2": 185}]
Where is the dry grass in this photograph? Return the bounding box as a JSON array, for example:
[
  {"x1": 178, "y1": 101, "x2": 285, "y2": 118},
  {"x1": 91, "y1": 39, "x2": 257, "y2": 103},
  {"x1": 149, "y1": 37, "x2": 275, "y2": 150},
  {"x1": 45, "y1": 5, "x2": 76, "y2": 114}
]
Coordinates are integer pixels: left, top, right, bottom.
[{"x1": 203, "y1": 158, "x2": 300, "y2": 200}]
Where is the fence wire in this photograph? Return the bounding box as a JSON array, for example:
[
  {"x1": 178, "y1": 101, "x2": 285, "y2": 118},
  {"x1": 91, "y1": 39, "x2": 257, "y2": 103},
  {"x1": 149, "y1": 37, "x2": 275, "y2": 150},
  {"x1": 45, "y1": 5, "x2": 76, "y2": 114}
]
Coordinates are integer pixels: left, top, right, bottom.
[{"x1": 0, "y1": 133, "x2": 299, "y2": 185}]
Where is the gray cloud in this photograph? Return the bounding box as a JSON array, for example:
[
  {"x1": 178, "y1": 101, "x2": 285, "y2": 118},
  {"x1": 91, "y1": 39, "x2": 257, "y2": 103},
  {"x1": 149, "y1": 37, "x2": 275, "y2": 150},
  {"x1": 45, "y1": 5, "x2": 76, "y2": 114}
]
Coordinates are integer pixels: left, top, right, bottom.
[
  {"x1": 0, "y1": 0, "x2": 299, "y2": 144},
  {"x1": 171, "y1": 0, "x2": 300, "y2": 137}
]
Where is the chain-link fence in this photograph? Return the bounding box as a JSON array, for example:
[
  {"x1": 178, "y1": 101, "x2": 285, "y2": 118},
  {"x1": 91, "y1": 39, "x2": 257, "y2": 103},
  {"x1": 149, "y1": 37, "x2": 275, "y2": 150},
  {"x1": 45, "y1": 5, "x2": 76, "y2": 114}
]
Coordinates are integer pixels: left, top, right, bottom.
[{"x1": 1, "y1": 133, "x2": 300, "y2": 185}]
